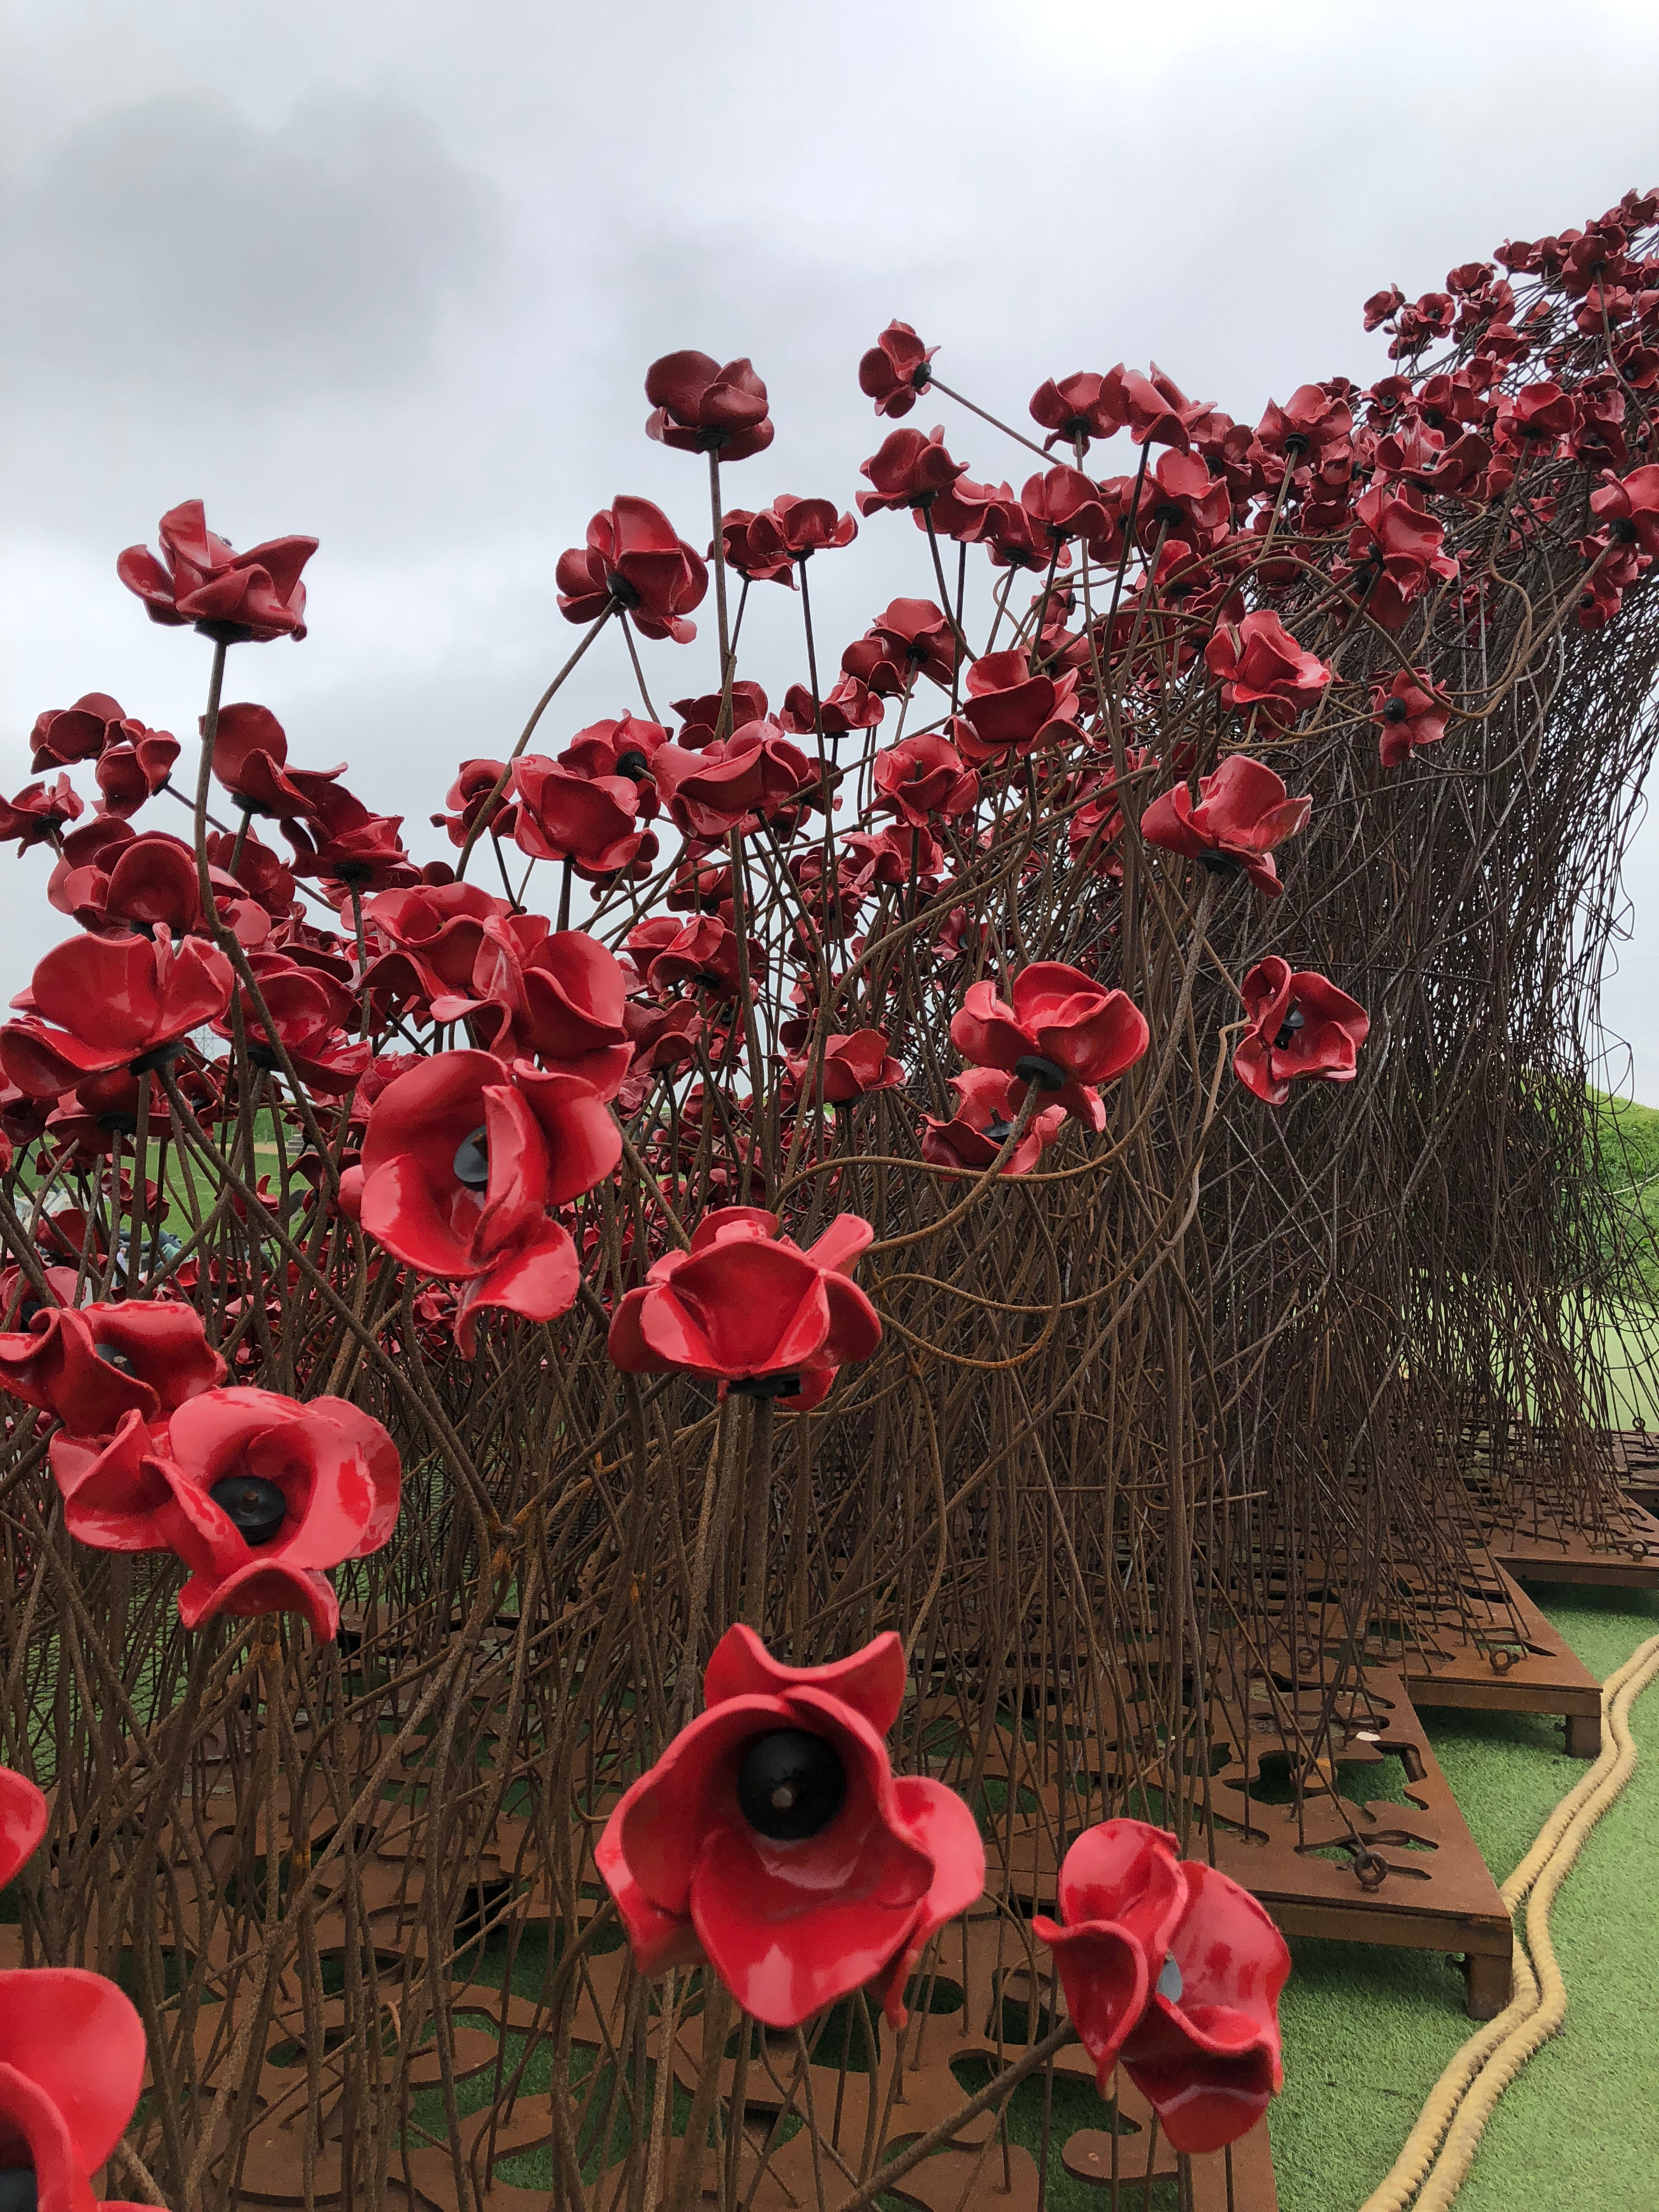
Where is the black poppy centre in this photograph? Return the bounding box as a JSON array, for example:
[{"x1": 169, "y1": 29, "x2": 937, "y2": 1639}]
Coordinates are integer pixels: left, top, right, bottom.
[
  {"x1": 1273, "y1": 1006, "x2": 1306, "y2": 1053},
  {"x1": 453, "y1": 1126, "x2": 490, "y2": 1192},
  {"x1": 736, "y1": 1729, "x2": 845, "y2": 1842},
  {"x1": 0, "y1": 2169, "x2": 38, "y2": 2212},
  {"x1": 210, "y1": 1474, "x2": 288, "y2": 1546}
]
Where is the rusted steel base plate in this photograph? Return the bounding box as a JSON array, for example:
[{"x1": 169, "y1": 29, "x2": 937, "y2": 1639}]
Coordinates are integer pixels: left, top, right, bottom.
[
  {"x1": 1482, "y1": 1494, "x2": 1659, "y2": 1588},
  {"x1": 1397, "y1": 1567, "x2": 1602, "y2": 1748},
  {"x1": 1607, "y1": 1425, "x2": 1659, "y2": 1514}
]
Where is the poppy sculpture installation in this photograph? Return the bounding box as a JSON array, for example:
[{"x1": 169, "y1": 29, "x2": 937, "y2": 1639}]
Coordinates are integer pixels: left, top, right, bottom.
[{"x1": 1, "y1": 185, "x2": 1658, "y2": 2210}]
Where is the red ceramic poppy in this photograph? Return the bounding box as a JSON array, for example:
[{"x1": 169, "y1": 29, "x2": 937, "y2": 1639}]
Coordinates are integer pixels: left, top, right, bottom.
[
  {"x1": 1233, "y1": 958, "x2": 1370, "y2": 1106},
  {"x1": 651, "y1": 723, "x2": 817, "y2": 842},
  {"x1": 857, "y1": 321, "x2": 937, "y2": 419},
  {"x1": 872, "y1": 736, "x2": 979, "y2": 827},
  {"x1": 92, "y1": 727, "x2": 182, "y2": 820},
  {"x1": 1345, "y1": 489, "x2": 1459, "y2": 630},
  {"x1": 117, "y1": 499, "x2": 317, "y2": 644},
  {"x1": 0, "y1": 1297, "x2": 226, "y2": 1439},
  {"x1": 743, "y1": 495, "x2": 857, "y2": 565},
  {"x1": 607, "y1": 1208, "x2": 881, "y2": 1407},
  {"x1": 950, "y1": 651, "x2": 1080, "y2": 766},
  {"x1": 0, "y1": 1768, "x2": 47, "y2": 1891},
  {"x1": 783, "y1": 1031, "x2": 904, "y2": 1108},
  {"x1": 1139, "y1": 755, "x2": 1312, "y2": 900},
  {"x1": 717, "y1": 510, "x2": 796, "y2": 586},
  {"x1": 1, "y1": 928, "x2": 234, "y2": 1098},
  {"x1": 211, "y1": 703, "x2": 346, "y2": 823},
  {"x1": 1035, "y1": 1819, "x2": 1289, "y2": 2153},
  {"x1": 596, "y1": 1624, "x2": 983, "y2": 2029},
  {"x1": 951, "y1": 962, "x2": 1148, "y2": 1127},
  {"x1": 29, "y1": 693, "x2": 131, "y2": 773},
  {"x1": 625, "y1": 915, "x2": 754, "y2": 1001},
  {"x1": 842, "y1": 599, "x2": 959, "y2": 695},
  {"x1": 360, "y1": 882, "x2": 509, "y2": 1009},
  {"x1": 1029, "y1": 371, "x2": 1130, "y2": 453},
  {"x1": 359, "y1": 1049, "x2": 620, "y2": 1351},
  {"x1": 672, "y1": 684, "x2": 770, "y2": 751},
  {"x1": 1203, "y1": 613, "x2": 1332, "y2": 731},
  {"x1": 556, "y1": 498, "x2": 709, "y2": 642},
  {"x1": 0, "y1": 778, "x2": 84, "y2": 854},
  {"x1": 856, "y1": 427, "x2": 969, "y2": 517},
  {"x1": 558, "y1": 714, "x2": 670, "y2": 788},
  {"x1": 283, "y1": 786, "x2": 416, "y2": 895},
  {"x1": 920, "y1": 1069, "x2": 1065, "y2": 1177},
  {"x1": 430, "y1": 758, "x2": 517, "y2": 847},
  {"x1": 144, "y1": 1387, "x2": 401, "y2": 1638},
  {"x1": 511, "y1": 759, "x2": 650, "y2": 876},
  {"x1": 1373, "y1": 670, "x2": 1451, "y2": 768},
  {"x1": 645, "y1": 352, "x2": 774, "y2": 461},
  {"x1": 436, "y1": 920, "x2": 633, "y2": 1085},
  {"x1": 217, "y1": 961, "x2": 370, "y2": 1096},
  {"x1": 1589, "y1": 462, "x2": 1659, "y2": 555},
  {"x1": 777, "y1": 676, "x2": 884, "y2": 741},
  {"x1": 0, "y1": 1963, "x2": 150, "y2": 2212}
]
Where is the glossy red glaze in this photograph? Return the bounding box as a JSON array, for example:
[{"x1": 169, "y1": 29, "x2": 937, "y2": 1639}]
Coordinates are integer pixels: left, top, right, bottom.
[
  {"x1": 950, "y1": 960, "x2": 1147, "y2": 1126},
  {"x1": 0, "y1": 1768, "x2": 47, "y2": 1892},
  {"x1": 1139, "y1": 753, "x2": 1313, "y2": 900},
  {"x1": 1233, "y1": 957, "x2": 1371, "y2": 1106},
  {"x1": 596, "y1": 1627, "x2": 984, "y2": 2029}
]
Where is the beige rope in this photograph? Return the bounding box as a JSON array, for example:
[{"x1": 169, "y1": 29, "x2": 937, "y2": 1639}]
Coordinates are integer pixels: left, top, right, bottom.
[{"x1": 1358, "y1": 1628, "x2": 1659, "y2": 2212}]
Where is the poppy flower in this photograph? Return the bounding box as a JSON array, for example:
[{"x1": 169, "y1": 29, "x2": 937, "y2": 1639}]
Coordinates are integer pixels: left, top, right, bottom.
[
  {"x1": 716, "y1": 510, "x2": 797, "y2": 586},
  {"x1": 595, "y1": 1623, "x2": 983, "y2": 2029},
  {"x1": 511, "y1": 758, "x2": 652, "y2": 877},
  {"x1": 871, "y1": 735, "x2": 979, "y2": 827},
  {"x1": 608, "y1": 1207, "x2": 881, "y2": 1408},
  {"x1": 92, "y1": 728, "x2": 181, "y2": 820},
  {"x1": 950, "y1": 651, "x2": 1080, "y2": 766},
  {"x1": 783, "y1": 1031, "x2": 905, "y2": 1108},
  {"x1": 1, "y1": 928, "x2": 233, "y2": 1099},
  {"x1": 1119, "y1": 365, "x2": 1207, "y2": 452},
  {"x1": 29, "y1": 693, "x2": 132, "y2": 773},
  {"x1": 1232, "y1": 958, "x2": 1370, "y2": 1106},
  {"x1": 1029, "y1": 370, "x2": 1130, "y2": 453},
  {"x1": 622, "y1": 996, "x2": 703, "y2": 1076},
  {"x1": 211, "y1": 703, "x2": 346, "y2": 823},
  {"x1": 1372, "y1": 670, "x2": 1451, "y2": 768},
  {"x1": 625, "y1": 914, "x2": 754, "y2": 1001},
  {"x1": 0, "y1": 1297, "x2": 226, "y2": 1440},
  {"x1": 857, "y1": 320, "x2": 937, "y2": 418},
  {"x1": 1344, "y1": 490, "x2": 1459, "y2": 630},
  {"x1": 430, "y1": 758, "x2": 518, "y2": 847},
  {"x1": 672, "y1": 683, "x2": 770, "y2": 750},
  {"x1": 50, "y1": 1387, "x2": 402, "y2": 1638},
  {"x1": 1203, "y1": 613, "x2": 1332, "y2": 731},
  {"x1": 0, "y1": 1768, "x2": 47, "y2": 1890},
  {"x1": 556, "y1": 498, "x2": 708, "y2": 643},
  {"x1": 1363, "y1": 284, "x2": 1406, "y2": 332},
  {"x1": 920, "y1": 1069, "x2": 1065, "y2": 1177},
  {"x1": 558, "y1": 714, "x2": 670, "y2": 789},
  {"x1": 645, "y1": 352, "x2": 774, "y2": 461},
  {"x1": 951, "y1": 962, "x2": 1147, "y2": 1127},
  {"x1": 0, "y1": 1962, "x2": 151, "y2": 2212},
  {"x1": 842, "y1": 599, "x2": 959, "y2": 693},
  {"x1": 117, "y1": 499, "x2": 317, "y2": 644},
  {"x1": 217, "y1": 960, "x2": 370, "y2": 1096},
  {"x1": 856, "y1": 427, "x2": 969, "y2": 517},
  {"x1": 1034, "y1": 1819, "x2": 1290, "y2": 2154},
  {"x1": 1139, "y1": 755, "x2": 1311, "y2": 900},
  {"x1": 0, "y1": 778, "x2": 83, "y2": 854},
  {"x1": 359, "y1": 882, "x2": 507, "y2": 1012},
  {"x1": 359, "y1": 1049, "x2": 620, "y2": 1353},
  {"x1": 844, "y1": 825, "x2": 943, "y2": 900},
  {"x1": 777, "y1": 675, "x2": 884, "y2": 740},
  {"x1": 1015, "y1": 464, "x2": 1113, "y2": 555},
  {"x1": 435, "y1": 919, "x2": 632, "y2": 1083},
  {"x1": 283, "y1": 784, "x2": 417, "y2": 895},
  {"x1": 743, "y1": 495, "x2": 857, "y2": 565},
  {"x1": 651, "y1": 722, "x2": 818, "y2": 841},
  {"x1": 1589, "y1": 462, "x2": 1659, "y2": 556},
  {"x1": 1133, "y1": 450, "x2": 1232, "y2": 554}
]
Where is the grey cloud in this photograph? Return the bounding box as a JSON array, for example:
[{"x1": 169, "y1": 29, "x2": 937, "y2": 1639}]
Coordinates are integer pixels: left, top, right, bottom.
[{"x1": 1, "y1": 89, "x2": 498, "y2": 404}]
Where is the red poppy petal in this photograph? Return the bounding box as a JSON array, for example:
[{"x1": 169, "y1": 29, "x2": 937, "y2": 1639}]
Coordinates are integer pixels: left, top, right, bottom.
[
  {"x1": 702, "y1": 1624, "x2": 907, "y2": 1735},
  {"x1": 0, "y1": 1769, "x2": 48, "y2": 1891},
  {"x1": 0, "y1": 1966, "x2": 146, "y2": 2172}
]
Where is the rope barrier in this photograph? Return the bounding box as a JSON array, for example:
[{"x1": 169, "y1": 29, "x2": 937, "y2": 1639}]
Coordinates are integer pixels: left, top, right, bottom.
[{"x1": 1359, "y1": 1628, "x2": 1659, "y2": 2211}]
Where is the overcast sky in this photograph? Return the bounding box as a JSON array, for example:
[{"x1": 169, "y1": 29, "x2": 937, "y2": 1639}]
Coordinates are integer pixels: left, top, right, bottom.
[{"x1": 4, "y1": 0, "x2": 1659, "y2": 1093}]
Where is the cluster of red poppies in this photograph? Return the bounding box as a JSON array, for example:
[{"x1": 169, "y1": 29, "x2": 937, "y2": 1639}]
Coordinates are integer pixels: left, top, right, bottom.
[
  {"x1": 1, "y1": 189, "x2": 1654, "y2": 2116},
  {"x1": 597, "y1": 1626, "x2": 1285, "y2": 2153},
  {"x1": 0, "y1": 1764, "x2": 154, "y2": 2212}
]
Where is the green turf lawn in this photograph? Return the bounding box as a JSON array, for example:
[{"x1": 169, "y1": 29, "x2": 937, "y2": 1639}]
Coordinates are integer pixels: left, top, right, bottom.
[{"x1": 1270, "y1": 1584, "x2": 1659, "y2": 2212}]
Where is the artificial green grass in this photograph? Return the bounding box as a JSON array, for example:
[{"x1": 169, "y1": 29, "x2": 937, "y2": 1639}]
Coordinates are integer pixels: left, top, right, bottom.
[{"x1": 1271, "y1": 1584, "x2": 1659, "y2": 2212}]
